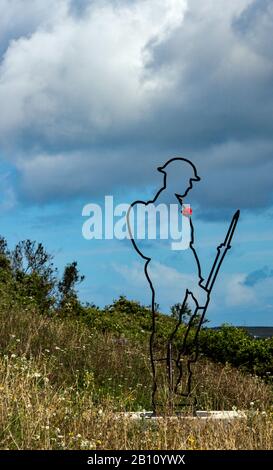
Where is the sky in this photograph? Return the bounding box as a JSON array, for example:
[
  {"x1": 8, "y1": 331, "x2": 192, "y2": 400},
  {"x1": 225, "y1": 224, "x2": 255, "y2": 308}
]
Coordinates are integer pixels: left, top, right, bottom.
[{"x1": 0, "y1": 0, "x2": 273, "y2": 325}]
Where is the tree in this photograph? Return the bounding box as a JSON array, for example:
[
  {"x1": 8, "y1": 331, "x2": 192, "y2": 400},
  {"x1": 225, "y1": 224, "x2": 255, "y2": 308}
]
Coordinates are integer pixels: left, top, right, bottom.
[
  {"x1": 11, "y1": 240, "x2": 54, "y2": 275},
  {"x1": 0, "y1": 236, "x2": 86, "y2": 315},
  {"x1": 58, "y1": 261, "x2": 85, "y2": 314},
  {"x1": 170, "y1": 302, "x2": 192, "y2": 322},
  {"x1": 10, "y1": 240, "x2": 57, "y2": 312},
  {"x1": 0, "y1": 236, "x2": 11, "y2": 276},
  {"x1": 170, "y1": 302, "x2": 209, "y2": 327},
  {"x1": 0, "y1": 238, "x2": 57, "y2": 312}
]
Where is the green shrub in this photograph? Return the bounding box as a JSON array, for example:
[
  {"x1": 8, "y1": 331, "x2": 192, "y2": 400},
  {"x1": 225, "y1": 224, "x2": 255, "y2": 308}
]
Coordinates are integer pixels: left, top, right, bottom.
[{"x1": 199, "y1": 325, "x2": 273, "y2": 379}]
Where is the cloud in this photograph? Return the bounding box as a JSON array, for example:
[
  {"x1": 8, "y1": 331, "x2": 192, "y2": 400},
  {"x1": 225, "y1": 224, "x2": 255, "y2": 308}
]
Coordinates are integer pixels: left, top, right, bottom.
[
  {"x1": 232, "y1": 0, "x2": 273, "y2": 60},
  {"x1": 0, "y1": 0, "x2": 273, "y2": 214},
  {"x1": 115, "y1": 260, "x2": 209, "y2": 312},
  {"x1": 0, "y1": 0, "x2": 68, "y2": 57},
  {"x1": 0, "y1": 0, "x2": 186, "y2": 144},
  {"x1": 0, "y1": 172, "x2": 16, "y2": 212},
  {"x1": 224, "y1": 273, "x2": 256, "y2": 306},
  {"x1": 243, "y1": 266, "x2": 273, "y2": 287},
  {"x1": 112, "y1": 259, "x2": 273, "y2": 323}
]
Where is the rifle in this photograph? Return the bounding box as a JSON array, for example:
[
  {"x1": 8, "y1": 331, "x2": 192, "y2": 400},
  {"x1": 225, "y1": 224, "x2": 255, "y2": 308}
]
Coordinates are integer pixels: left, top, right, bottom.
[{"x1": 167, "y1": 210, "x2": 240, "y2": 404}]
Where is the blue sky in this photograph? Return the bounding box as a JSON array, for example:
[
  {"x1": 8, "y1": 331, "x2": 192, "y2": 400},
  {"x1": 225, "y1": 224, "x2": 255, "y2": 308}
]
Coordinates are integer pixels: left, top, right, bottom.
[{"x1": 0, "y1": 0, "x2": 273, "y2": 325}]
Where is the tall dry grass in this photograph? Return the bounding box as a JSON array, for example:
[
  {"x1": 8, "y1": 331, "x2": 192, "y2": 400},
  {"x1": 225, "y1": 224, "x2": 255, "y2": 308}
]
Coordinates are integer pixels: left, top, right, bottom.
[{"x1": 0, "y1": 304, "x2": 272, "y2": 449}]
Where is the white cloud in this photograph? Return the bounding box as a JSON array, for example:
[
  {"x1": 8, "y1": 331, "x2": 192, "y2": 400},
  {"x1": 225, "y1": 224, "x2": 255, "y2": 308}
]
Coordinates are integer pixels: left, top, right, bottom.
[
  {"x1": 0, "y1": 0, "x2": 68, "y2": 53},
  {"x1": 0, "y1": 171, "x2": 16, "y2": 212},
  {"x1": 225, "y1": 273, "x2": 256, "y2": 307},
  {"x1": 115, "y1": 260, "x2": 208, "y2": 312},
  {"x1": 115, "y1": 261, "x2": 273, "y2": 321},
  {"x1": 0, "y1": 0, "x2": 187, "y2": 142}
]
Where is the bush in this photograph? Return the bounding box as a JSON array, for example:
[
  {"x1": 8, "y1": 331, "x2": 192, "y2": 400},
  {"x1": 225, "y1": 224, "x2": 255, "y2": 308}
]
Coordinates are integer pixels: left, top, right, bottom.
[
  {"x1": 0, "y1": 236, "x2": 84, "y2": 315},
  {"x1": 199, "y1": 325, "x2": 273, "y2": 379},
  {"x1": 0, "y1": 235, "x2": 272, "y2": 387}
]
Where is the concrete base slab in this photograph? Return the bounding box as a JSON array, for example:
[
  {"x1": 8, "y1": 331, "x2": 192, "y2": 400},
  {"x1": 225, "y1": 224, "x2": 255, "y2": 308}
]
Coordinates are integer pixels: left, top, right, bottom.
[{"x1": 116, "y1": 410, "x2": 247, "y2": 421}]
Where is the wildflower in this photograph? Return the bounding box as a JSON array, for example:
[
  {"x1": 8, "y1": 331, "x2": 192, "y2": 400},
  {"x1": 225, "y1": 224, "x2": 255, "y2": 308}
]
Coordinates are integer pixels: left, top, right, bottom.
[
  {"x1": 11, "y1": 354, "x2": 16, "y2": 358},
  {"x1": 250, "y1": 402, "x2": 255, "y2": 407},
  {"x1": 33, "y1": 373, "x2": 42, "y2": 378},
  {"x1": 187, "y1": 434, "x2": 196, "y2": 449},
  {"x1": 80, "y1": 439, "x2": 94, "y2": 449}
]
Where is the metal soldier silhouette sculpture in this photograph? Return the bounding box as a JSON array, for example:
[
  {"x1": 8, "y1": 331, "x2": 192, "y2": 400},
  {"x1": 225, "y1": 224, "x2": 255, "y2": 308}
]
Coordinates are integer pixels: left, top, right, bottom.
[{"x1": 127, "y1": 158, "x2": 240, "y2": 414}]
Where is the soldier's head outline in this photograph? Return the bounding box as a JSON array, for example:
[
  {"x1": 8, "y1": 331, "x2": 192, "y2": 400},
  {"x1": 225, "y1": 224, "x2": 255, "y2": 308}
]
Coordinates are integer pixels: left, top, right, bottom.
[{"x1": 157, "y1": 157, "x2": 201, "y2": 202}]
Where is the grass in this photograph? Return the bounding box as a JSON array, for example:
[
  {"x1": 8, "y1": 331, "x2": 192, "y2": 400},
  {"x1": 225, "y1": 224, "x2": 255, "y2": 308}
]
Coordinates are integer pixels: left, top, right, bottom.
[{"x1": 0, "y1": 302, "x2": 272, "y2": 450}]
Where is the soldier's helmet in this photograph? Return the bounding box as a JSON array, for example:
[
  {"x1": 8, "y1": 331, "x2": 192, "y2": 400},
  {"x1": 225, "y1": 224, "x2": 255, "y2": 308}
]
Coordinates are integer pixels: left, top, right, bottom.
[{"x1": 157, "y1": 157, "x2": 200, "y2": 182}]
